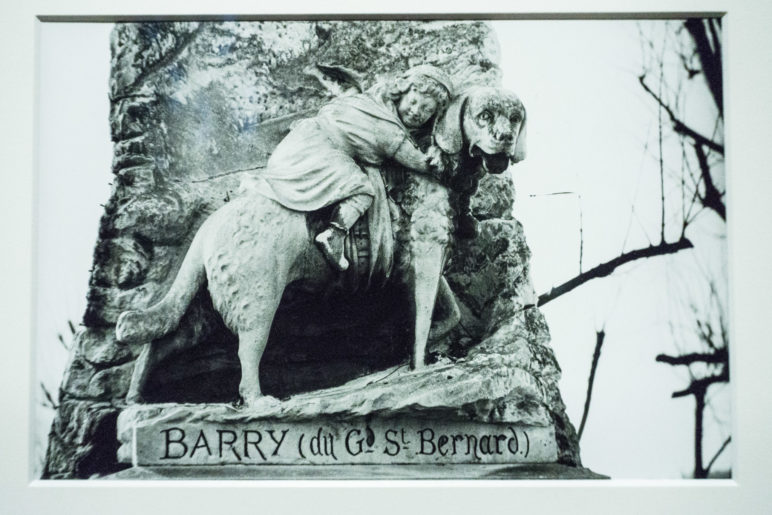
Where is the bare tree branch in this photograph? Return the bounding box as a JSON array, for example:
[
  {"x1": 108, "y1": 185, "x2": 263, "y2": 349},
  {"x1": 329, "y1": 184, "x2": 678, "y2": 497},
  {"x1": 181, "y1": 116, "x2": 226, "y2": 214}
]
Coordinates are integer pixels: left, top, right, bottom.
[
  {"x1": 578, "y1": 329, "x2": 605, "y2": 440},
  {"x1": 536, "y1": 236, "x2": 694, "y2": 307},
  {"x1": 639, "y1": 75, "x2": 724, "y2": 155},
  {"x1": 694, "y1": 390, "x2": 706, "y2": 477},
  {"x1": 659, "y1": 350, "x2": 728, "y2": 478},
  {"x1": 684, "y1": 18, "x2": 723, "y2": 116},
  {"x1": 705, "y1": 435, "x2": 732, "y2": 476},
  {"x1": 682, "y1": 176, "x2": 705, "y2": 233},
  {"x1": 671, "y1": 368, "x2": 729, "y2": 398},
  {"x1": 658, "y1": 78, "x2": 666, "y2": 242},
  {"x1": 641, "y1": 19, "x2": 729, "y2": 480},
  {"x1": 696, "y1": 318, "x2": 719, "y2": 350},
  {"x1": 655, "y1": 347, "x2": 727, "y2": 366},
  {"x1": 693, "y1": 143, "x2": 726, "y2": 220}
]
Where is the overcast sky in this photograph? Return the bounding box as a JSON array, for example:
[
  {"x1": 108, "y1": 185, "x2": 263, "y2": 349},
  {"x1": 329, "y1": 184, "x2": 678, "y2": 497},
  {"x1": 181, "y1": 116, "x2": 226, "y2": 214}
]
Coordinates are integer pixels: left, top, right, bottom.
[
  {"x1": 494, "y1": 19, "x2": 728, "y2": 478},
  {"x1": 35, "y1": 20, "x2": 729, "y2": 479}
]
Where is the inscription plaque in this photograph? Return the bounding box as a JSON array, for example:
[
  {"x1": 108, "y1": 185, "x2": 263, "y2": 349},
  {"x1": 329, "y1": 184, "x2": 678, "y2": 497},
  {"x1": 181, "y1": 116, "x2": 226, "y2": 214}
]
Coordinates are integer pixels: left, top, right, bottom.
[{"x1": 118, "y1": 406, "x2": 558, "y2": 467}]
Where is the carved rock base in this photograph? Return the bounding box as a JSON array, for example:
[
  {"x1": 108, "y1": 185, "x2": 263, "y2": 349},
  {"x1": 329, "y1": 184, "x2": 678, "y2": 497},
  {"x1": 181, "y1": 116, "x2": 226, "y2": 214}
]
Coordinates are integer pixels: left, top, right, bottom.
[{"x1": 117, "y1": 361, "x2": 568, "y2": 472}]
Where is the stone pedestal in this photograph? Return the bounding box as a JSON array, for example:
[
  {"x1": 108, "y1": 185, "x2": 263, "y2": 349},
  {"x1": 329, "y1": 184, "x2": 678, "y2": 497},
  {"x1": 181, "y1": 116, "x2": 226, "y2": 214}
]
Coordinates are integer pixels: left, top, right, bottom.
[{"x1": 117, "y1": 361, "x2": 562, "y2": 475}]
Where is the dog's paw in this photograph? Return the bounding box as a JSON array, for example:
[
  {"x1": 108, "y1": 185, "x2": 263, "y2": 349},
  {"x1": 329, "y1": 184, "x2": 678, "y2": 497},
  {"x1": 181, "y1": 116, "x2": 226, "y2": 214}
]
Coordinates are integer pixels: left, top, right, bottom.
[{"x1": 115, "y1": 310, "x2": 143, "y2": 344}]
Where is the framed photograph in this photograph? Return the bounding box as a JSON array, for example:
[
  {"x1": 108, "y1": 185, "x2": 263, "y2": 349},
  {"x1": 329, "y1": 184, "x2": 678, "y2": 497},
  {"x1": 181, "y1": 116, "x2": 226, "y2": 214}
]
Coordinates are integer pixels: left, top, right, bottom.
[{"x1": 4, "y1": 0, "x2": 772, "y2": 513}]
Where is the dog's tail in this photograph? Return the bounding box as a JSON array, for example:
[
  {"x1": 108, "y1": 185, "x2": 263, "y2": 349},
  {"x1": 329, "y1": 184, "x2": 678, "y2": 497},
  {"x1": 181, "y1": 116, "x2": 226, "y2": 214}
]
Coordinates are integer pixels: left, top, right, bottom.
[{"x1": 115, "y1": 228, "x2": 206, "y2": 344}]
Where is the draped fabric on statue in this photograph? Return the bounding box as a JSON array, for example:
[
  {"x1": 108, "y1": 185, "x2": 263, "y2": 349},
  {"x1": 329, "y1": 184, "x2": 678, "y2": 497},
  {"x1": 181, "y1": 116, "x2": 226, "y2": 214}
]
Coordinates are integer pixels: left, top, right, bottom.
[
  {"x1": 243, "y1": 88, "x2": 407, "y2": 288},
  {"x1": 248, "y1": 89, "x2": 412, "y2": 212},
  {"x1": 361, "y1": 166, "x2": 394, "y2": 289}
]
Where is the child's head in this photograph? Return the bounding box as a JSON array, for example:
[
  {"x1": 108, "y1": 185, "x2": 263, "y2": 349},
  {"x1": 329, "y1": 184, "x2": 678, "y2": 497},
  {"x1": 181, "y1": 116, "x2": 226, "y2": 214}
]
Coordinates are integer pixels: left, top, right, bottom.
[
  {"x1": 397, "y1": 85, "x2": 441, "y2": 128},
  {"x1": 388, "y1": 65, "x2": 453, "y2": 128}
]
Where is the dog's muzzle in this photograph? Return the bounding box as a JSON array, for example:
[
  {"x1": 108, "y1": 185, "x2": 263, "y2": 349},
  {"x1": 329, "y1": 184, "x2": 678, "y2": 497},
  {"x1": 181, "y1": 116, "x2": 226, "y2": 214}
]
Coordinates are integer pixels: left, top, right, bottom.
[
  {"x1": 481, "y1": 153, "x2": 509, "y2": 174},
  {"x1": 471, "y1": 145, "x2": 510, "y2": 174}
]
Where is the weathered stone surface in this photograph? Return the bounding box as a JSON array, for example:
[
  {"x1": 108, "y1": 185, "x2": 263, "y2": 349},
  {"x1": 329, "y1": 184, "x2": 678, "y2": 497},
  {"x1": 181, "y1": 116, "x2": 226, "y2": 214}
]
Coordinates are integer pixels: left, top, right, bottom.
[
  {"x1": 90, "y1": 237, "x2": 151, "y2": 289},
  {"x1": 85, "y1": 283, "x2": 157, "y2": 326},
  {"x1": 448, "y1": 218, "x2": 532, "y2": 321},
  {"x1": 471, "y1": 170, "x2": 516, "y2": 220},
  {"x1": 109, "y1": 22, "x2": 202, "y2": 100},
  {"x1": 112, "y1": 135, "x2": 154, "y2": 172},
  {"x1": 43, "y1": 401, "x2": 123, "y2": 479},
  {"x1": 78, "y1": 327, "x2": 139, "y2": 367},
  {"x1": 60, "y1": 353, "x2": 98, "y2": 399},
  {"x1": 115, "y1": 165, "x2": 156, "y2": 190},
  {"x1": 45, "y1": 20, "x2": 583, "y2": 479},
  {"x1": 110, "y1": 96, "x2": 156, "y2": 142},
  {"x1": 59, "y1": 330, "x2": 139, "y2": 407},
  {"x1": 86, "y1": 361, "x2": 135, "y2": 399},
  {"x1": 112, "y1": 189, "x2": 200, "y2": 245}
]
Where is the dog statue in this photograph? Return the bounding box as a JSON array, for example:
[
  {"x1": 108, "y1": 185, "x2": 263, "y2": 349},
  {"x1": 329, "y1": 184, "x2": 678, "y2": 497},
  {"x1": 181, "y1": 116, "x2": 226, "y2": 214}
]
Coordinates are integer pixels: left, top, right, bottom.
[{"x1": 116, "y1": 86, "x2": 526, "y2": 407}]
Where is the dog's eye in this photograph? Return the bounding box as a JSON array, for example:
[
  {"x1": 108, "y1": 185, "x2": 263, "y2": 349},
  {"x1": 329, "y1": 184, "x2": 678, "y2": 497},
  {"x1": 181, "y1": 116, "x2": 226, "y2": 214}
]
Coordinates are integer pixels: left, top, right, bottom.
[{"x1": 479, "y1": 110, "x2": 492, "y2": 123}]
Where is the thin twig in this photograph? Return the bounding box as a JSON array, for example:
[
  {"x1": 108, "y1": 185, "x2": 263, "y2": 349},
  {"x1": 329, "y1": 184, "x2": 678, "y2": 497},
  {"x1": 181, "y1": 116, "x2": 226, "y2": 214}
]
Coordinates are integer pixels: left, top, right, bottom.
[
  {"x1": 529, "y1": 191, "x2": 585, "y2": 273},
  {"x1": 191, "y1": 165, "x2": 266, "y2": 183},
  {"x1": 578, "y1": 194, "x2": 584, "y2": 273},
  {"x1": 639, "y1": 75, "x2": 724, "y2": 155},
  {"x1": 40, "y1": 383, "x2": 58, "y2": 410},
  {"x1": 657, "y1": 36, "x2": 667, "y2": 242},
  {"x1": 578, "y1": 329, "x2": 605, "y2": 440},
  {"x1": 678, "y1": 139, "x2": 693, "y2": 236},
  {"x1": 704, "y1": 435, "x2": 732, "y2": 476},
  {"x1": 56, "y1": 334, "x2": 70, "y2": 351}
]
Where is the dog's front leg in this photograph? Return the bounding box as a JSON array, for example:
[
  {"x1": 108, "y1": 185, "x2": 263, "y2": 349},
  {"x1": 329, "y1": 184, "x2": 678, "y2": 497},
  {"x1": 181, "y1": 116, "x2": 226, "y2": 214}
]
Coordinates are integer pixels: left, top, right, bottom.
[
  {"x1": 428, "y1": 276, "x2": 461, "y2": 341},
  {"x1": 408, "y1": 242, "x2": 446, "y2": 369}
]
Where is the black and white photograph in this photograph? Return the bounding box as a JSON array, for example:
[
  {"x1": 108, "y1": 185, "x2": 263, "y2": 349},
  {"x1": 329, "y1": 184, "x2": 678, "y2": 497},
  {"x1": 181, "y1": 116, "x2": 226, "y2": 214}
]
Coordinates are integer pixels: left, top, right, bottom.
[
  {"x1": 4, "y1": 0, "x2": 772, "y2": 511},
  {"x1": 33, "y1": 16, "x2": 732, "y2": 482}
]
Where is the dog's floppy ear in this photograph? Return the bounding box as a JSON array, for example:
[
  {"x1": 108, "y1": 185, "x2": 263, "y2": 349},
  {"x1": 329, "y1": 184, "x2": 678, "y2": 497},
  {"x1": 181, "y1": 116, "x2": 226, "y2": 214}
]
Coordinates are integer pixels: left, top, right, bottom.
[
  {"x1": 511, "y1": 108, "x2": 527, "y2": 163},
  {"x1": 433, "y1": 92, "x2": 468, "y2": 155}
]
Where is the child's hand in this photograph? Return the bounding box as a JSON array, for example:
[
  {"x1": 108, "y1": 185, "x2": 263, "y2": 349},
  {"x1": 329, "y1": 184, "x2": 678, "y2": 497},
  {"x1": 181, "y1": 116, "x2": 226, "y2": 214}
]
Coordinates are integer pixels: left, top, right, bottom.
[
  {"x1": 427, "y1": 146, "x2": 461, "y2": 184},
  {"x1": 426, "y1": 146, "x2": 446, "y2": 172}
]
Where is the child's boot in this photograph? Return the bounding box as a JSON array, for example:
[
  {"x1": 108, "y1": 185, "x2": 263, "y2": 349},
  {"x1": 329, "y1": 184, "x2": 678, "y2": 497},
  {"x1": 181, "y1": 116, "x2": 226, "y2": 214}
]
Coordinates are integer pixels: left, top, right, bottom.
[{"x1": 315, "y1": 222, "x2": 349, "y2": 272}]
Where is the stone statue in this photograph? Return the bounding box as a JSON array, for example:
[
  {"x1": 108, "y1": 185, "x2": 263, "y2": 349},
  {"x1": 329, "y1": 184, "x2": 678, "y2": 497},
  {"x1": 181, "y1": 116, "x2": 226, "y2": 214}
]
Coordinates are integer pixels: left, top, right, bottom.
[
  {"x1": 43, "y1": 22, "x2": 593, "y2": 479},
  {"x1": 249, "y1": 65, "x2": 454, "y2": 273},
  {"x1": 115, "y1": 85, "x2": 526, "y2": 407}
]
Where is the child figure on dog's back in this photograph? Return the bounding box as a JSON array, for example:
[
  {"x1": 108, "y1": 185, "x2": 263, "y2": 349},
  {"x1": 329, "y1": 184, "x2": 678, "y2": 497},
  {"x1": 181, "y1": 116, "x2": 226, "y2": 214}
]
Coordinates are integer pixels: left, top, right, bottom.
[{"x1": 249, "y1": 65, "x2": 453, "y2": 272}]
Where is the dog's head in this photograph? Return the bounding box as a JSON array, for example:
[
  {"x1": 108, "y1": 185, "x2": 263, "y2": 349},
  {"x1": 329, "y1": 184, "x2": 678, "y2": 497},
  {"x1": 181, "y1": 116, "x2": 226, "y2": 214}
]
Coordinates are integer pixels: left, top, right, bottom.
[{"x1": 434, "y1": 86, "x2": 526, "y2": 174}]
